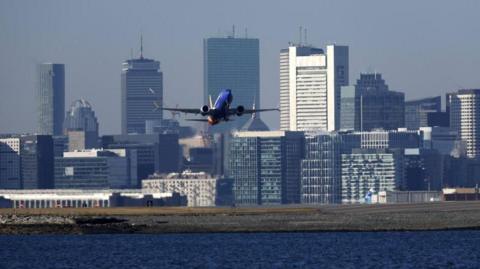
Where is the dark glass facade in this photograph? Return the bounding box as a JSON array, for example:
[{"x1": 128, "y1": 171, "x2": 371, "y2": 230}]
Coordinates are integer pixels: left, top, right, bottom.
[
  {"x1": 20, "y1": 135, "x2": 54, "y2": 189},
  {"x1": 228, "y1": 131, "x2": 304, "y2": 205},
  {"x1": 405, "y1": 96, "x2": 441, "y2": 130},
  {"x1": 37, "y1": 63, "x2": 65, "y2": 136}
]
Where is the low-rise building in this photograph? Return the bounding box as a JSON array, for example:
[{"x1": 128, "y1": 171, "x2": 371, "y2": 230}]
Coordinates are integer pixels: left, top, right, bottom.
[
  {"x1": 0, "y1": 189, "x2": 186, "y2": 208},
  {"x1": 142, "y1": 171, "x2": 232, "y2": 207},
  {"x1": 372, "y1": 190, "x2": 442, "y2": 204}
]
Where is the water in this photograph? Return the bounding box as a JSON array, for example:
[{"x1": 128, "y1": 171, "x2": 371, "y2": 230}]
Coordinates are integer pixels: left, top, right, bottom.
[{"x1": 0, "y1": 231, "x2": 479, "y2": 268}]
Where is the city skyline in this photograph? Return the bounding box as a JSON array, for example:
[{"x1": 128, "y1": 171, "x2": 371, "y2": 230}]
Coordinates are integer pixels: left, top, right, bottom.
[{"x1": 1, "y1": 1, "x2": 480, "y2": 134}]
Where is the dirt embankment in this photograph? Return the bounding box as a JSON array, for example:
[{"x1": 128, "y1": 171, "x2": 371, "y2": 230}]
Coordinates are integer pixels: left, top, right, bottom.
[{"x1": 1, "y1": 202, "x2": 480, "y2": 234}]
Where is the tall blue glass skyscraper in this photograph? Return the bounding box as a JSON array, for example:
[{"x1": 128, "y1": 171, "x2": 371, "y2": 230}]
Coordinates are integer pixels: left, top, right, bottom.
[
  {"x1": 121, "y1": 43, "x2": 163, "y2": 134},
  {"x1": 37, "y1": 63, "x2": 65, "y2": 135},
  {"x1": 204, "y1": 36, "x2": 260, "y2": 132}
]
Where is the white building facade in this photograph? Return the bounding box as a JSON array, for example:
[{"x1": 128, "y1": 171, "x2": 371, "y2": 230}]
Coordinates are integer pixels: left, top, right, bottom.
[
  {"x1": 142, "y1": 171, "x2": 218, "y2": 207},
  {"x1": 280, "y1": 45, "x2": 348, "y2": 132},
  {"x1": 341, "y1": 149, "x2": 404, "y2": 204},
  {"x1": 449, "y1": 89, "x2": 480, "y2": 159}
]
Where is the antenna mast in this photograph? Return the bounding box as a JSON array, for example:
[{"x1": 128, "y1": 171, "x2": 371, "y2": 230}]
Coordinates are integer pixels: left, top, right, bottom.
[
  {"x1": 140, "y1": 34, "x2": 144, "y2": 59},
  {"x1": 304, "y1": 28, "x2": 307, "y2": 45},
  {"x1": 299, "y1": 26, "x2": 303, "y2": 46}
]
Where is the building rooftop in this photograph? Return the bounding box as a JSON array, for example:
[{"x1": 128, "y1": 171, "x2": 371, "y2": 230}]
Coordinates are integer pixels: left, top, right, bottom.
[{"x1": 240, "y1": 115, "x2": 269, "y2": 132}]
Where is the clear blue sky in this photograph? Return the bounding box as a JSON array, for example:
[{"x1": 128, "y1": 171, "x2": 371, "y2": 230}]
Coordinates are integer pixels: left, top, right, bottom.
[{"x1": 1, "y1": 0, "x2": 479, "y2": 134}]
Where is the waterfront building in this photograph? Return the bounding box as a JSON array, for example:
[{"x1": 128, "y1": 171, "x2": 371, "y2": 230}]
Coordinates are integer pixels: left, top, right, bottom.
[
  {"x1": 341, "y1": 149, "x2": 404, "y2": 204},
  {"x1": 228, "y1": 131, "x2": 305, "y2": 205},
  {"x1": 405, "y1": 96, "x2": 441, "y2": 130},
  {"x1": 204, "y1": 35, "x2": 260, "y2": 132},
  {"x1": 37, "y1": 63, "x2": 65, "y2": 136},
  {"x1": 280, "y1": 45, "x2": 349, "y2": 132},
  {"x1": 301, "y1": 133, "x2": 342, "y2": 204},
  {"x1": 55, "y1": 149, "x2": 137, "y2": 189},
  {"x1": 64, "y1": 99, "x2": 99, "y2": 150},
  {"x1": 372, "y1": 190, "x2": 441, "y2": 204},
  {"x1": 0, "y1": 138, "x2": 21, "y2": 189},
  {"x1": 142, "y1": 171, "x2": 229, "y2": 207},
  {"x1": 121, "y1": 39, "x2": 163, "y2": 134},
  {"x1": 0, "y1": 189, "x2": 186, "y2": 208},
  {"x1": 448, "y1": 89, "x2": 480, "y2": 159}
]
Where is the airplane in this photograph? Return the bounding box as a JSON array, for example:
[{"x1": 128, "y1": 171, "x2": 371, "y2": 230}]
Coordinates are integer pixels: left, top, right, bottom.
[{"x1": 155, "y1": 89, "x2": 278, "y2": 125}]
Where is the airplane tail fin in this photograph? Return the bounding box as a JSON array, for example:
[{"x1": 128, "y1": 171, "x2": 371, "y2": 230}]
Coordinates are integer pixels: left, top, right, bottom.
[
  {"x1": 209, "y1": 95, "x2": 213, "y2": 108},
  {"x1": 153, "y1": 101, "x2": 161, "y2": 111}
]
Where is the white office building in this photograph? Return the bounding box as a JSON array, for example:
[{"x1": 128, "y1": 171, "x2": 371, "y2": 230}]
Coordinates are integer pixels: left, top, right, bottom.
[
  {"x1": 142, "y1": 171, "x2": 219, "y2": 207},
  {"x1": 448, "y1": 89, "x2": 480, "y2": 159},
  {"x1": 280, "y1": 45, "x2": 348, "y2": 132},
  {"x1": 0, "y1": 138, "x2": 21, "y2": 189},
  {"x1": 341, "y1": 149, "x2": 404, "y2": 204}
]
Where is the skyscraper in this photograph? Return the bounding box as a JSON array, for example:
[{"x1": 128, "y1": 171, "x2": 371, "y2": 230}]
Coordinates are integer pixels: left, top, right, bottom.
[
  {"x1": 204, "y1": 35, "x2": 260, "y2": 132},
  {"x1": 37, "y1": 63, "x2": 65, "y2": 135},
  {"x1": 341, "y1": 73, "x2": 404, "y2": 131},
  {"x1": 448, "y1": 89, "x2": 480, "y2": 159},
  {"x1": 64, "y1": 99, "x2": 99, "y2": 150},
  {"x1": 121, "y1": 38, "x2": 163, "y2": 134},
  {"x1": 280, "y1": 45, "x2": 348, "y2": 132}
]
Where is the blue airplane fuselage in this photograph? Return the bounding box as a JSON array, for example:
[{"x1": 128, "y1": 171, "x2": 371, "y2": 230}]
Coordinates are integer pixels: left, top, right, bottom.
[{"x1": 208, "y1": 89, "x2": 233, "y2": 125}]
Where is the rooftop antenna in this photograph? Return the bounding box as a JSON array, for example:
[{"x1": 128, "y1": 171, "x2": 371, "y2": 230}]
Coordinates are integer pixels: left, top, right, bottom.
[
  {"x1": 245, "y1": 27, "x2": 248, "y2": 38},
  {"x1": 304, "y1": 28, "x2": 307, "y2": 45},
  {"x1": 232, "y1": 25, "x2": 235, "y2": 38},
  {"x1": 140, "y1": 34, "x2": 144, "y2": 59},
  {"x1": 299, "y1": 26, "x2": 303, "y2": 46}
]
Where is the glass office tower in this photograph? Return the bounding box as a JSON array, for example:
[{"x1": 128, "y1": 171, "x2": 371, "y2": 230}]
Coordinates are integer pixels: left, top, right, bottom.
[
  {"x1": 37, "y1": 63, "x2": 65, "y2": 136},
  {"x1": 204, "y1": 36, "x2": 260, "y2": 133}
]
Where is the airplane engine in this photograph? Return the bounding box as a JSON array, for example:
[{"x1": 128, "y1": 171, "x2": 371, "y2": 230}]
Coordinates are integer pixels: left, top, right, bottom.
[
  {"x1": 236, "y1": 105, "x2": 245, "y2": 116},
  {"x1": 200, "y1": 105, "x2": 210, "y2": 114}
]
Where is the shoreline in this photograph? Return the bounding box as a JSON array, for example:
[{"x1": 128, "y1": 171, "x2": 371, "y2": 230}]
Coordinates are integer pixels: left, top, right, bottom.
[{"x1": 1, "y1": 201, "x2": 480, "y2": 235}]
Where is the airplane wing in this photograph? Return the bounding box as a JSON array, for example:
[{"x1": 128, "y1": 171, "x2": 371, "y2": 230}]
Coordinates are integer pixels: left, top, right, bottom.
[
  {"x1": 153, "y1": 101, "x2": 202, "y2": 114},
  {"x1": 228, "y1": 108, "x2": 279, "y2": 115},
  {"x1": 242, "y1": 108, "x2": 279, "y2": 114},
  {"x1": 185, "y1": 119, "x2": 209, "y2": 122},
  {"x1": 161, "y1": 107, "x2": 202, "y2": 114}
]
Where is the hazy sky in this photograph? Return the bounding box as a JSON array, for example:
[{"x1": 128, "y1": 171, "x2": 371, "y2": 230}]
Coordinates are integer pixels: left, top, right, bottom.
[{"x1": 1, "y1": 0, "x2": 479, "y2": 134}]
